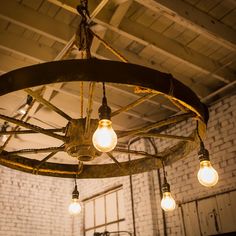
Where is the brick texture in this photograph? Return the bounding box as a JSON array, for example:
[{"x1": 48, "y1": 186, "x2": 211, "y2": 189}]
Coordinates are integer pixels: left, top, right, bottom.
[{"x1": 0, "y1": 94, "x2": 235, "y2": 236}]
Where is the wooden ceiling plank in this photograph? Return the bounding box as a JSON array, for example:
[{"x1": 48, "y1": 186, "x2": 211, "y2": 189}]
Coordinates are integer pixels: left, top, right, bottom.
[
  {"x1": 49, "y1": 0, "x2": 235, "y2": 84},
  {"x1": 95, "y1": 17, "x2": 234, "y2": 84},
  {"x1": 96, "y1": 45, "x2": 211, "y2": 99},
  {"x1": 0, "y1": 0, "x2": 73, "y2": 44},
  {"x1": 0, "y1": 32, "x2": 56, "y2": 62},
  {"x1": 135, "y1": 0, "x2": 236, "y2": 51},
  {"x1": 0, "y1": 53, "x2": 36, "y2": 72}
]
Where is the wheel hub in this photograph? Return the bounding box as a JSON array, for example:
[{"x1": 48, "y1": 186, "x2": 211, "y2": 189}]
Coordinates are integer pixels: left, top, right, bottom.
[{"x1": 65, "y1": 118, "x2": 101, "y2": 161}]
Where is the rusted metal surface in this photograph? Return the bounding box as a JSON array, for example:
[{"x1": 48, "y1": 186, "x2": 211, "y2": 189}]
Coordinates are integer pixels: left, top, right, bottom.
[
  {"x1": 65, "y1": 118, "x2": 100, "y2": 161},
  {"x1": 25, "y1": 88, "x2": 72, "y2": 121},
  {"x1": 135, "y1": 132, "x2": 194, "y2": 141},
  {"x1": 111, "y1": 93, "x2": 157, "y2": 117},
  {"x1": 85, "y1": 82, "x2": 95, "y2": 135},
  {"x1": 0, "y1": 150, "x2": 161, "y2": 178},
  {"x1": 107, "y1": 152, "x2": 122, "y2": 169},
  {"x1": 0, "y1": 59, "x2": 208, "y2": 122},
  {"x1": 0, "y1": 114, "x2": 66, "y2": 141},
  {"x1": 118, "y1": 112, "x2": 195, "y2": 138},
  {"x1": 0, "y1": 59, "x2": 209, "y2": 178},
  {"x1": 34, "y1": 144, "x2": 65, "y2": 171},
  {"x1": 8, "y1": 146, "x2": 65, "y2": 155},
  {"x1": 0, "y1": 128, "x2": 65, "y2": 135},
  {"x1": 113, "y1": 148, "x2": 161, "y2": 158}
]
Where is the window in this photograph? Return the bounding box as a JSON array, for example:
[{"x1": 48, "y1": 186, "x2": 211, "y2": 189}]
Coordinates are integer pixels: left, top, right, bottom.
[{"x1": 84, "y1": 187, "x2": 126, "y2": 236}]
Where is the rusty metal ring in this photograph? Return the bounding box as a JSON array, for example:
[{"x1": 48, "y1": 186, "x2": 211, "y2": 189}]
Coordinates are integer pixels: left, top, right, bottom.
[{"x1": 0, "y1": 59, "x2": 208, "y2": 178}]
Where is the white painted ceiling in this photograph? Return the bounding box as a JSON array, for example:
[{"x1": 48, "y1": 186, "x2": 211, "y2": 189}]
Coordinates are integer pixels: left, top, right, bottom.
[{"x1": 0, "y1": 0, "x2": 235, "y2": 164}]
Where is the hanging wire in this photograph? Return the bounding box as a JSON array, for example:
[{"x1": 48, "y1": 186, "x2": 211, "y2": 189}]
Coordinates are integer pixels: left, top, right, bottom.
[
  {"x1": 161, "y1": 160, "x2": 167, "y2": 181},
  {"x1": 73, "y1": 161, "x2": 83, "y2": 189},
  {"x1": 127, "y1": 139, "x2": 137, "y2": 236},
  {"x1": 168, "y1": 77, "x2": 174, "y2": 97},
  {"x1": 80, "y1": 81, "x2": 84, "y2": 118},
  {"x1": 196, "y1": 120, "x2": 206, "y2": 152},
  {"x1": 74, "y1": 176, "x2": 77, "y2": 187},
  {"x1": 196, "y1": 120, "x2": 202, "y2": 141},
  {"x1": 102, "y1": 82, "x2": 106, "y2": 99}
]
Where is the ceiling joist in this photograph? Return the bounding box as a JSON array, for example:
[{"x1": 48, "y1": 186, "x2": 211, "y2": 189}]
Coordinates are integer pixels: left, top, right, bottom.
[
  {"x1": 0, "y1": 0, "x2": 74, "y2": 44},
  {"x1": 95, "y1": 17, "x2": 234, "y2": 84},
  {"x1": 135, "y1": 0, "x2": 236, "y2": 51}
]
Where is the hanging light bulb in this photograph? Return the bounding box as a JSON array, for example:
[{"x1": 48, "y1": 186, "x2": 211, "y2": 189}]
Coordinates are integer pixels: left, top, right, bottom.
[
  {"x1": 197, "y1": 142, "x2": 218, "y2": 187},
  {"x1": 68, "y1": 184, "x2": 82, "y2": 215},
  {"x1": 92, "y1": 84, "x2": 117, "y2": 152},
  {"x1": 161, "y1": 178, "x2": 176, "y2": 212},
  {"x1": 92, "y1": 118, "x2": 117, "y2": 152},
  {"x1": 18, "y1": 95, "x2": 33, "y2": 115},
  {"x1": 195, "y1": 120, "x2": 218, "y2": 187}
]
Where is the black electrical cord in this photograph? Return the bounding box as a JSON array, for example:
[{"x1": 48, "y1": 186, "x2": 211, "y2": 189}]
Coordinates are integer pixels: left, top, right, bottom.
[
  {"x1": 128, "y1": 139, "x2": 137, "y2": 236},
  {"x1": 147, "y1": 138, "x2": 167, "y2": 236}
]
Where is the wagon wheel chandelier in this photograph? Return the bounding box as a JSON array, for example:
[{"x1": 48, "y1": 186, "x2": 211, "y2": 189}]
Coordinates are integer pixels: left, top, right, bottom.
[{"x1": 0, "y1": 0, "x2": 218, "y2": 209}]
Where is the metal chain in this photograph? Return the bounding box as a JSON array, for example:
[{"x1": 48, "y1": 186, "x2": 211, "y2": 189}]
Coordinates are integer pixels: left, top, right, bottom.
[{"x1": 76, "y1": 0, "x2": 93, "y2": 58}]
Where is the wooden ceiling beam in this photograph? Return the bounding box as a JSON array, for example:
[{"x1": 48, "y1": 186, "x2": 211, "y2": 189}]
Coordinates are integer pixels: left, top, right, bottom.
[
  {"x1": 96, "y1": 44, "x2": 211, "y2": 98},
  {"x1": 47, "y1": 0, "x2": 235, "y2": 84},
  {"x1": 95, "y1": 17, "x2": 234, "y2": 84},
  {"x1": 0, "y1": 0, "x2": 74, "y2": 44},
  {"x1": 0, "y1": 32, "x2": 56, "y2": 62},
  {"x1": 135, "y1": 0, "x2": 236, "y2": 51},
  {"x1": 0, "y1": 53, "x2": 36, "y2": 72}
]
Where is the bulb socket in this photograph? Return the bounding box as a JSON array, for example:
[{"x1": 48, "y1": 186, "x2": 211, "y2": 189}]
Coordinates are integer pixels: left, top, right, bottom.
[
  {"x1": 162, "y1": 181, "x2": 170, "y2": 193},
  {"x1": 98, "y1": 97, "x2": 111, "y2": 120},
  {"x1": 198, "y1": 141, "x2": 209, "y2": 162},
  {"x1": 72, "y1": 185, "x2": 79, "y2": 199}
]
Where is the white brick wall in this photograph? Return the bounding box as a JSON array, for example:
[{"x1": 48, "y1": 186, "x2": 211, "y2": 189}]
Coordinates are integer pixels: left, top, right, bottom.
[
  {"x1": 152, "y1": 94, "x2": 236, "y2": 236},
  {"x1": 0, "y1": 93, "x2": 235, "y2": 236},
  {"x1": 0, "y1": 167, "x2": 75, "y2": 236}
]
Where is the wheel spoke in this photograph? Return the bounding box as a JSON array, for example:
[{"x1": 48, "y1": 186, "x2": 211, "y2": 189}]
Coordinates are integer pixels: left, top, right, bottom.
[
  {"x1": 85, "y1": 82, "x2": 95, "y2": 135},
  {"x1": 135, "y1": 132, "x2": 194, "y2": 141},
  {"x1": 34, "y1": 145, "x2": 64, "y2": 171},
  {"x1": 0, "y1": 128, "x2": 65, "y2": 135},
  {"x1": 118, "y1": 112, "x2": 195, "y2": 138},
  {"x1": 8, "y1": 146, "x2": 65, "y2": 155},
  {"x1": 168, "y1": 97, "x2": 189, "y2": 112},
  {"x1": 111, "y1": 94, "x2": 157, "y2": 117},
  {"x1": 107, "y1": 152, "x2": 122, "y2": 169},
  {"x1": 25, "y1": 88, "x2": 72, "y2": 121},
  {"x1": 0, "y1": 114, "x2": 66, "y2": 141},
  {"x1": 113, "y1": 147, "x2": 160, "y2": 158}
]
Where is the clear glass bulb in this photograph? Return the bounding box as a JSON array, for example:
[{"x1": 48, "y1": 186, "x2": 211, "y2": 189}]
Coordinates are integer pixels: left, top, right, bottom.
[
  {"x1": 197, "y1": 160, "x2": 219, "y2": 187},
  {"x1": 92, "y1": 119, "x2": 117, "y2": 152},
  {"x1": 161, "y1": 192, "x2": 176, "y2": 212},
  {"x1": 68, "y1": 199, "x2": 82, "y2": 215}
]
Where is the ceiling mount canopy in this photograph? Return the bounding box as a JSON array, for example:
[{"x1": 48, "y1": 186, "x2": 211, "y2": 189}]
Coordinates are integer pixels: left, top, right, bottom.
[{"x1": 0, "y1": 0, "x2": 209, "y2": 179}]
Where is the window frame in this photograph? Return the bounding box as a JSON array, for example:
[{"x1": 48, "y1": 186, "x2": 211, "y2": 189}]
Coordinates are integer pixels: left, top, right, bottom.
[{"x1": 83, "y1": 185, "x2": 125, "y2": 235}]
